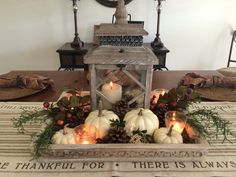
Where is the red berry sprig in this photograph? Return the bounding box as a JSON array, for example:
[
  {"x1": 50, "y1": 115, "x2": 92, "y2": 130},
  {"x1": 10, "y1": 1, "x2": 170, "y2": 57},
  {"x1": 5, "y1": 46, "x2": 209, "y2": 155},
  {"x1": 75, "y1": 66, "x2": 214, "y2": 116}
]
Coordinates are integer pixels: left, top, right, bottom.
[{"x1": 43, "y1": 102, "x2": 50, "y2": 109}]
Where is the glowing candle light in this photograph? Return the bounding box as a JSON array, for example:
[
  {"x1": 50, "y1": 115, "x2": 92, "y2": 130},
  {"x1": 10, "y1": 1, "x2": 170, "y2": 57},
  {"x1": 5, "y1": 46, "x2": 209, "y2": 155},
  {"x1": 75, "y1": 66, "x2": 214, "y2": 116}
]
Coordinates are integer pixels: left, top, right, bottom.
[
  {"x1": 80, "y1": 140, "x2": 91, "y2": 144},
  {"x1": 165, "y1": 111, "x2": 186, "y2": 134},
  {"x1": 110, "y1": 81, "x2": 113, "y2": 89},
  {"x1": 101, "y1": 81, "x2": 122, "y2": 109},
  {"x1": 173, "y1": 122, "x2": 183, "y2": 134},
  {"x1": 74, "y1": 124, "x2": 96, "y2": 144}
]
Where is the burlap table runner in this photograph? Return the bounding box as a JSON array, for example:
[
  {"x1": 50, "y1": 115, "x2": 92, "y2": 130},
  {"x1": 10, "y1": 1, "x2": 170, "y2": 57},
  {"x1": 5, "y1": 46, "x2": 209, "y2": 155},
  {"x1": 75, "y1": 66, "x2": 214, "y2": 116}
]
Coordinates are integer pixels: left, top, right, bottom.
[{"x1": 0, "y1": 102, "x2": 236, "y2": 177}]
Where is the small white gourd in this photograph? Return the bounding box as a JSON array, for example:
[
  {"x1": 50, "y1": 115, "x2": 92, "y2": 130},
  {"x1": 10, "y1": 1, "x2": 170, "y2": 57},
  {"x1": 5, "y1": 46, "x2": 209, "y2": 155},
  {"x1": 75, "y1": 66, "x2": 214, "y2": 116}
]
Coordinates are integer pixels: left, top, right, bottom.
[
  {"x1": 153, "y1": 126, "x2": 183, "y2": 144},
  {"x1": 124, "y1": 108, "x2": 159, "y2": 136},
  {"x1": 52, "y1": 124, "x2": 76, "y2": 144},
  {"x1": 85, "y1": 103, "x2": 119, "y2": 139}
]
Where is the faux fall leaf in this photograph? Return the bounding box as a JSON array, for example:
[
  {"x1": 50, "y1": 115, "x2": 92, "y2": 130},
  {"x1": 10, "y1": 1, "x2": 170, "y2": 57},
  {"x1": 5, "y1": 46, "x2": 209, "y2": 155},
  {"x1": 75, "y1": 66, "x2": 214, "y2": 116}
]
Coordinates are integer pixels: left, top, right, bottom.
[{"x1": 152, "y1": 86, "x2": 200, "y2": 111}]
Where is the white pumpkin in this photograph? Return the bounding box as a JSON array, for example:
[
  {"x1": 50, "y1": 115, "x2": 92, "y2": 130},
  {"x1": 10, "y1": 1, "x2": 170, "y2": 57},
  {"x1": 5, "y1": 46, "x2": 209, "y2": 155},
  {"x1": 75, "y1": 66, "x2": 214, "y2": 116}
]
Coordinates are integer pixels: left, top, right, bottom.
[
  {"x1": 153, "y1": 126, "x2": 183, "y2": 144},
  {"x1": 52, "y1": 124, "x2": 76, "y2": 144},
  {"x1": 124, "y1": 108, "x2": 159, "y2": 136},
  {"x1": 85, "y1": 109, "x2": 119, "y2": 139}
]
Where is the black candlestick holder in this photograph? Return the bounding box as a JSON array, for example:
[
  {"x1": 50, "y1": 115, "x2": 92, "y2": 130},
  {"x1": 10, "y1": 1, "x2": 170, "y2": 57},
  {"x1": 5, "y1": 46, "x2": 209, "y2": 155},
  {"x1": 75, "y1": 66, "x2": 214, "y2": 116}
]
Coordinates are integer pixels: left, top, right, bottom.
[
  {"x1": 70, "y1": 0, "x2": 84, "y2": 49},
  {"x1": 151, "y1": 0, "x2": 165, "y2": 51}
]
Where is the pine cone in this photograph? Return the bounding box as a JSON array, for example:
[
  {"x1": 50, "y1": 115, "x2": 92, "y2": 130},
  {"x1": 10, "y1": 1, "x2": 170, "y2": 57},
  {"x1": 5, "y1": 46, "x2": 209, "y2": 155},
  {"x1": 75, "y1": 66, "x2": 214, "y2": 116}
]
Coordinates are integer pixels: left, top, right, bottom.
[
  {"x1": 151, "y1": 103, "x2": 169, "y2": 127},
  {"x1": 99, "y1": 125, "x2": 130, "y2": 143},
  {"x1": 112, "y1": 95, "x2": 137, "y2": 119},
  {"x1": 123, "y1": 95, "x2": 137, "y2": 108}
]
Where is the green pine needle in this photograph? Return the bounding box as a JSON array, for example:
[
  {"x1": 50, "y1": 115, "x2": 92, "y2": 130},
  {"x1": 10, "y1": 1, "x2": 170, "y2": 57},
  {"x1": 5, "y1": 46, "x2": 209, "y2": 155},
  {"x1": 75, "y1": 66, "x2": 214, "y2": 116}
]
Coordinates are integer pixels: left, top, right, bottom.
[
  {"x1": 187, "y1": 109, "x2": 234, "y2": 143},
  {"x1": 32, "y1": 124, "x2": 60, "y2": 159},
  {"x1": 12, "y1": 109, "x2": 48, "y2": 133}
]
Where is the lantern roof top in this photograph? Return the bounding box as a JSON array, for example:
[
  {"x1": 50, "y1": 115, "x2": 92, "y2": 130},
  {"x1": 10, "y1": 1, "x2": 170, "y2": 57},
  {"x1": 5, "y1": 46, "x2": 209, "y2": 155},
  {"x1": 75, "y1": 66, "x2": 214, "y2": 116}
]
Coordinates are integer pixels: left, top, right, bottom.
[
  {"x1": 84, "y1": 46, "x2": 158, "y2": 65},
  {"x1": 95, "y1": 23, "x2": 148, "y2": 36}
]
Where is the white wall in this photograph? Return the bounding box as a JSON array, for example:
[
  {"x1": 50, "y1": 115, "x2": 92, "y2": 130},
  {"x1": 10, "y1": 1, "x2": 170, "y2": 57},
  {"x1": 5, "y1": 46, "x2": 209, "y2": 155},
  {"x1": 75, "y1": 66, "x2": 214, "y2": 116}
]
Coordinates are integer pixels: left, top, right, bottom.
[{"x1": 0, "y1": 0, "x2": 235, "y2": 74}]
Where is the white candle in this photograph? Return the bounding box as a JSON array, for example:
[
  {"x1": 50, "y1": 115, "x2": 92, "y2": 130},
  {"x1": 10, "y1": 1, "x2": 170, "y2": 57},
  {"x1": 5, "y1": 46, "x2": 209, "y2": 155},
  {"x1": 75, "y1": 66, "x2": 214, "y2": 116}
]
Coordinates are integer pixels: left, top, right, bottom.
[{"x1": 101, "y1": 81, "x2": 122, "y2": 109}]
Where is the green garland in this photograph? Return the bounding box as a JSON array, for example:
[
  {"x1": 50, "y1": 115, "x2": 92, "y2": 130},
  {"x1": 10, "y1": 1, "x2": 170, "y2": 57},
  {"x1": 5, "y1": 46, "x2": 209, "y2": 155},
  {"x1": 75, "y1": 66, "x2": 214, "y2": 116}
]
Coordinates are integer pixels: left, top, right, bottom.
[
  {"x1": 12, "y1": 87, "x2": 236, "y2": 159},
  {"x1": 13, "y1": 109, "x2": 48, "y2": 133},
  {"x1": 32, "y1": 124, "x2": 60, "y2": 159},
  {"x1": 12, "y1": 109, "x2": 59, "y2": 159},
  {"x1": 12, "y1": 90, "x2": 90, "y2": 159},
  {"x1": 187, "y1": 109, "x2": 234, "y2": 143},
  {"x1": 151, "y1": 86, "x2": 235, "y2": 143}
]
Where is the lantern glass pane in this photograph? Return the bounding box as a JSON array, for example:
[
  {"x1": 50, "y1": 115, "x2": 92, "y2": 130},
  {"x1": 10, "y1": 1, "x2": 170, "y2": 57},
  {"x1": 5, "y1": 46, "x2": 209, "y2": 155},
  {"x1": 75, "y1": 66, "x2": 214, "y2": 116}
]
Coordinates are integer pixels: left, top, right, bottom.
[{"x1": 96, "y1": 68, "x2": 145, "y2": 109}]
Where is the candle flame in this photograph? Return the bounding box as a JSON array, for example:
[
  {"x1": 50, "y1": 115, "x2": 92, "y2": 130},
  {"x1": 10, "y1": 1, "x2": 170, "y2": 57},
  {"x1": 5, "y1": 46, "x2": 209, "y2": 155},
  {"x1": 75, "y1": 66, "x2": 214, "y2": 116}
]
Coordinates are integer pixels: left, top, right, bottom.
[
  {"x1": 172, "y1": 112, "x2": 176, "y2": 121},
  {"x1": 110, "y1": 81, "x2": 113, "y2": 90},
  {"x1": 81, "y1": 140, "x2": 91, "y2": 144},
  {"x1": 173, "y1": 122, "x2": 183, "y2": 134}
]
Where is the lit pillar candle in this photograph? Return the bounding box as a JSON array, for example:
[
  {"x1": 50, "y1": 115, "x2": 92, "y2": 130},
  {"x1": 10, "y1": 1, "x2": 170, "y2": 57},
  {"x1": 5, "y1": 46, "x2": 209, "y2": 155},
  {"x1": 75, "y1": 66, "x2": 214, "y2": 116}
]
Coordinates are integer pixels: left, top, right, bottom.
[
  {"x1": 101, "y1": 81, "x2": 122, "y2": 109},
  {"x1": 165, "y1": 111, "x2": 187, "y2": 134}
]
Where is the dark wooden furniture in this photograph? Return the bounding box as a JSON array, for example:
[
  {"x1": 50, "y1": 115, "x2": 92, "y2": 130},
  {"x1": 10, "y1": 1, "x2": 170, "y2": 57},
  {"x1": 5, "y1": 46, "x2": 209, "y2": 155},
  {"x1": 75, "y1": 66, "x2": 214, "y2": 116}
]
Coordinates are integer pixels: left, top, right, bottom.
[
  {"x1": 227, "y1": 30, "x2": 236, "y2": 67},
  {"x1": 56, "y1": 43, "x2": 94, "y2": 71},
  {"x1": 152, "y1": 46, "x2": 169, "y2": 70},
  {"x1": 57, "y1": 42, "x2": 168, "y2": 71},
  {"x1": 6, "y1": 70, "x2": 220, "y2": 102},
  {"x1": 144, "y1": 43, "x2": 169, "y2": 70}
]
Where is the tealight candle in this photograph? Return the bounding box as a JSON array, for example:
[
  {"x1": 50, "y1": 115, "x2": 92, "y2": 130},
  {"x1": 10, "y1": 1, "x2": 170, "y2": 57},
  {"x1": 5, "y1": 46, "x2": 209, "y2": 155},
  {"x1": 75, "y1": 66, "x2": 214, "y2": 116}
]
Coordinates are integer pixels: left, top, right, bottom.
[
  {"x1": 165, "y1": 111, "x2": 187, "y2": 134},
  {"x1": 74, "y1": 124, "x2": 96, "y2": 144},
  {"x1": 101, "y1": 81, "x2": 122, "y2": 109},
  {"x1": 150, "y1": 89, "x2": 168, "y2": 104},
  {"x1": 76, "y1": 135, "x2": 96, "y2": 144}
]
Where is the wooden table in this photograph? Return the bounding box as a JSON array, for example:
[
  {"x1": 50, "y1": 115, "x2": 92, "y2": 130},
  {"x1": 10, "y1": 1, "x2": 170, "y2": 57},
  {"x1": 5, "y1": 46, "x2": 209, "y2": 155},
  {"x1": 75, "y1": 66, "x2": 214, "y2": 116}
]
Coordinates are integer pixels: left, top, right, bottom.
[
  {"x1": 1, "y1": 70, "x2": 236, "y2": 177},
  {"x1": 6, "y1": 70, "x2": 220, "y2": 102}
]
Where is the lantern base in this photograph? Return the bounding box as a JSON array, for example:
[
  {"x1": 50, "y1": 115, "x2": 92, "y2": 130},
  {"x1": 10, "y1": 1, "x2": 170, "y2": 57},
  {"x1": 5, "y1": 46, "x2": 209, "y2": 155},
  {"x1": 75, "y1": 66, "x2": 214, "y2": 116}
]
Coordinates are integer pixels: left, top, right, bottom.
[{"x1": 37, "y1": 136, "x2": 209, "y2": 162}]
